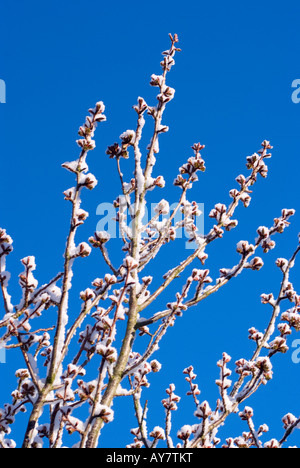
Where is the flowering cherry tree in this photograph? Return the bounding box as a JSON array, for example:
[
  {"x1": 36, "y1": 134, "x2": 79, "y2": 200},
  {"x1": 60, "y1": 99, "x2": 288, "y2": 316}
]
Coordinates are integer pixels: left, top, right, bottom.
[{"x1": 0, "y1": 34, "x2": 299, "y2": 449}]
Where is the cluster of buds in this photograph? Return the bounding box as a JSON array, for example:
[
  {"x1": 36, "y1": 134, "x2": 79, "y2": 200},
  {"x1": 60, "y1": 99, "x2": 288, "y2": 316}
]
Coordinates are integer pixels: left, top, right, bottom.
[
  {"x1": 235, "y1": 356, "x2": 273, "y2": 383},
  {"x1": 78, "y1": 300, "x2": 122, "y2": 363},
  {"x1": 149, "y1": 426, "x2": 166, "y2": 444},
  {"x1": 161, "y1": 384, "x2": 181, "y2": 412},
  {"x1": 128, "y1": 427, "x2": 144, "y2": 449},
  {"x1": 174, "y1": 143, "x2": 206, "y2": 189},
  {"x1": 106, "y1": 142, "x2": 129, "y2": 160},
  {"x1": 229, "y1": 187, "x2": 251, "y2": 208},
  {"x1": 89, "y1": 231, "x2": 111, "y2": 248},
  {"x1": 76, "y1": 101, "x2": 106, "y2": 151},
  {"x1": 236, "y1": 240, "x2": 255, "y2": 257},
  {"x1": 282, "y1": 413, "x2": 298, "y2": 430},
  {"x1": 129, "y1": 359, "x2": 154, "y2": 389},
  {"x1": 177, "y1": 424, "x2": 195, "y2": 443},
  {"x1": 106, "y1": 130, "x2": 136, "y2": 160},
  {"x1": 0, "y1": 228, "x2": 13, "y2": 258},
  {"x1": 179, "y1": 201, "x2": 203, "y2": 244},
  {"x1": 77, "y1": 172, "x2": 98, "y2": 191},
  {"x1": 216, "y1": 353, "x2": 232, "y2": 392},
  {"x1": 77, "y1": 379, "x2": 96, "y2": 402},
  {"x1": 70, "y1": 242, "x2": 91, "y2": 259},
  {"x1": 246, "y1": 152, "x2": 269, "y2": 179},
  {"x1": 71, "y1": 208, "x2": 89, "y2": 228},
  {"x1": 276, "y1": 257, "x2": 289, "y2": 273},
  {"x1": 79, "y1": 288, "x2": 95, "y2": 303},
  {"x1": 95, "y1": 404, "x2": 114, "y2": 424},
  {"x1": 245, "y1": 141, "x2": 273, "y2": 183},
  {"x1": 156, "y1": 83, "x2": 175, "y2": 105},
  {"x1": 96, "y1": 340, "x2": 118, "y2": 364},
  {"x1": 223, "y1": 434, "x2": 254, "y2": 449},
  {"x1": 245, "y1": 256, "x2": 264, "y2": 271},
  {"x1": 268, "y1": 336, "x2": 289, "y2": 354},
  {"x1": 239, "y1": 406, "x2": 254, "y2": 421},
  {"x1": 183, "y1": 365, "x2": 200, "y2": 405},
  {"x1": 255, "y1": 226, "x2": 276, "y2": 253},
  {"x1": 146, "y1": 175, "x2": 166, "y2": 191},
  {"x1": 194, "y1": 400, "x2": 212, "y2": 420},
  {"x1": 254, "y1": 356, "x2": 273, "y2": 382},
  {"x1": 154, "y1": 199, "x2": 170, "y2": 215},
  {"x1": 123, "y1": 255, "x2": 138, "y2": 271},
  {"x1": 222, "y1": 407, "x2": 269, "y2": 448},
  {"x1": 189, "y1": 268, "x2": 212, "y2": 287},
  {"x1": 19, "y1": 256, "x2": 38, "y2": 295},
  {"x1": 0, "y1": 403, "x2": 19, "y2": 435},
  {"x1": 209, "y1": 203, "x2": 238, "y2": 232},
  {"x1": 133, "y1": 96, "x2": 148, "y2": 115},
  {"x1": 160, "y1": 33, "x2": 181, "y2": 72},
  {"x1": 136, "y1": 276, "x2": 153, "y2": 307},
  {"x1": 261, "y1": 292, "x2": 276, "y2": 306},
  {"x1": 281, "y1": 304, "x2": 300, "y2": 331},
  {"x1": 13, "y1": 371, "x2": 36, "y2": 402},
  {"x1": 248, "y1": 327, "x2": 264, "y2": 344},
  {"x1": 63, "y1": 413, "x2": 85, "y2": 436},
  {"x1": 273, "y1": 209, "x2": 296, "y2": 234}
]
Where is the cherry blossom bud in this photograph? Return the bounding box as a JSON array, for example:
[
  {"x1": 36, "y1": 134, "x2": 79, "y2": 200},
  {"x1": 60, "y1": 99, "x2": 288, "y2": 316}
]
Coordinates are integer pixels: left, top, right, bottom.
[
  {"x1": 154, "y1": 199, "x2": 170, "y2": 215},
  {"x1": 133, "y1": 96, "x2": 148, "y2": 115},
  {"x1": 80, "y1": 288, "x2": 95, "y2": 302},
  {"x1": 76, "y1": 138, "x2": 96, "y2": 151},
  {"x1": 75, "y1": 242, "x2": 91, "y2": 258},
  {"x1": 96, "y1": 405, "x2": 114, "y2": 423},
  {"x1": 149, "y1": 426, "x2": 165, "y2": 440},
  {"x1": 123, "y1": 256, "x2": 138, "y2": 270},
  {"x1": 177, "y1": 425, "x2": 192, "y2": 441},
  {"x1": 282, "y1": 413, "x2": 298, "y2": 430},
  {"x1": 154, "y1": 175, "x2": 166, "y2": 188},
  {"x1": 239, "y1": 406, "x2": 254, "y2": 420},
  {"x1": 236, "y1": 241, "x2": 255, "y2": 256},
  {"x1": 89, "y1": 231, "x2": 110, "y2": 248},
  {"x1": 277, "y1": 323, "x2": 291, "y2": 336},
  {"x1": 236, "y1": 174, "x2": 246, "y2": 187},
  {"x1": 15, "y1": 369, "x2": 30, "y2": 380},
  {"x1": 248, "y1": 327, "x2": 263, "y2": 342},
  {"x1": 21, "y1": 256, "x2": 36, "y2": 270},
  {"x1": 261, "y1": 293, "x2": 275, "y2": 305},
  {"x1": 0, "y1": 229, "x2": 13, "y2": 246},
  {"x1": 150, "y1": 74, "x2": 164, "y2": 87},
  {"x1": 150, "y1": 360, "x2": 162, "y2": 373},
  {"x1": 264, "y1": 439, "x2": 279, "y2": 448},
  {"x1": 248, "y1": 257, "x2": 264, "y2": 271},
  {"x1": 275, "y1": 258, "x2": 289, "y2": 272},
  {"x1": 79, "y1": 173, "x2": 98, "y2": 190},
  {"x1": 120, "y1": 130, "x2": 136, "y2": 146},
  {"x1": 194, "y1": 401, "x2": 212, "y2": 419},
  {"x1": 104, "y1": 274, "x2": 117, "y2": 285},
  {"x1": 257, "y1": 226, "x2": 270, "y2": 239},
  {"x1": 269, "y1": 337, "x2": 288, "y2": 353}
]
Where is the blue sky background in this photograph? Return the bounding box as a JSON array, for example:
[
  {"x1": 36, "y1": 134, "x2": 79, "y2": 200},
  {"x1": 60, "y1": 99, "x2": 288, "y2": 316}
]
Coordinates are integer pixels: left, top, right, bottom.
[{"x1": 1, "y1": 0, "x2": 300, "y2": 448}]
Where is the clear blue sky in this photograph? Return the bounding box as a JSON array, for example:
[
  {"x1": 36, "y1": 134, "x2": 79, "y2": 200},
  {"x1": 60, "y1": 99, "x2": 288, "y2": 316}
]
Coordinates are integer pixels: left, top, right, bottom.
[{"x1": 1, "y1": 0, "x2": 300, "y2": 448}]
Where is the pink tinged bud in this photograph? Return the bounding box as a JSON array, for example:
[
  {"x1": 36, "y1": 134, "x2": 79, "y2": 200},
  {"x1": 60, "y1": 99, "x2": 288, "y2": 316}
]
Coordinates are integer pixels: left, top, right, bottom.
[
  {"x1": 79, "y1": 173, "x2": 98, "y2": 190},
  {"x1": 149, "y1": 427, "x2": 165, "y2": 440},
  {"x1": 154, "y1": 199, "x2": 170, "y2": 215},
  {"x1": 239, "y1": 406, "x2": 254, "y2": 420},
  {"x1": 104, "y1": 274, "x2": 117, "y2": 285},
  {"x1": 236, "y1": 241, "x2": 255, "y2": 256},
  {"x1": 124, "y1": 256, "x2": 138, "y2": 270},
  {"x1": 76, "y1": 138, "x2": 96, "y2": 151},
  {"x1": 194, "y1": 401, "x2": 212, "y2": 419}
]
